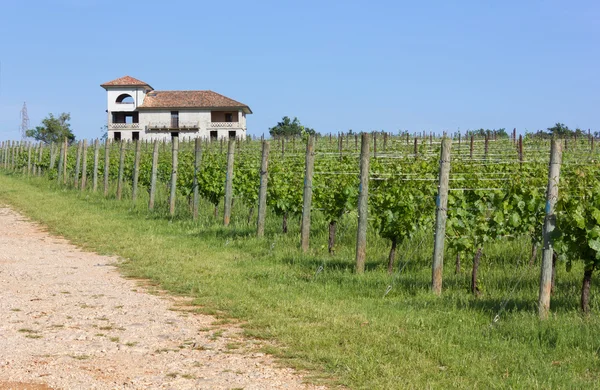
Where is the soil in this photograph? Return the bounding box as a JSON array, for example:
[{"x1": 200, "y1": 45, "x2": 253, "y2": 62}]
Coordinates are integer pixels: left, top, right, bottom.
[{"x1": 0, "y1": 207, "x2": 326, "y2": 390}]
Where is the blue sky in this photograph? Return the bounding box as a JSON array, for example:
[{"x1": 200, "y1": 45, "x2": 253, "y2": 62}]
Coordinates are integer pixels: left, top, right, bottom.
[{"x1": 0, "y1": 0, "x2": 598, "y2": 141}]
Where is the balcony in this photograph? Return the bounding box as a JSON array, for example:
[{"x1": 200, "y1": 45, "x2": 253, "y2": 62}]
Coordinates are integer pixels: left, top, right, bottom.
[
  {"x1": 109, "y1": 123, "x2": 142, "y2": 130},
  {"x1": 147, "y1": 122, "x2": 200, "y2": 130},
  {"x1": 208, "y1": 122, "x2": 242, "y2": 128}
]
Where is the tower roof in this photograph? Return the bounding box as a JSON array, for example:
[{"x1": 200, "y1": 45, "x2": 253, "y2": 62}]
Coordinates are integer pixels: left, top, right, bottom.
[{"x1": 100, "y1": 76, "x2": 153, "y2": 90}]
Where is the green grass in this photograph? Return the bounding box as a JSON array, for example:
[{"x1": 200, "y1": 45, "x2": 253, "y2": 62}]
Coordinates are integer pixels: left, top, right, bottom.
[{"x1": 1, "y1": 173, "x2": 600, "y2": 388}]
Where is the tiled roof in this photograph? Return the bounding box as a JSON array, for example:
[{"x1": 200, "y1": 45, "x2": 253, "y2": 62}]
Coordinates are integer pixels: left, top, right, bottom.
[
  {"x1": 138, "y1": 90, "x2": 252, "y2": 113},
  {"x1": 101, "y1": 76, "x2": 153, "y2": 89}
]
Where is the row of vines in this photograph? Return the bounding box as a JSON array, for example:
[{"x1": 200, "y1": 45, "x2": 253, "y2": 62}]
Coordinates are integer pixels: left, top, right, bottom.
[{"x1": 1, "y1": 133, "x2": 599, "y2": 316}]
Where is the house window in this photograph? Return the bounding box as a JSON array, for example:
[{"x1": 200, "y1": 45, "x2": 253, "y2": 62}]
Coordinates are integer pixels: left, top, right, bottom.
[
  {"x1": 114, "y1": 132, "x2": 122, "y2": 141},
  {"x1": 228, "y1": 130, "x2": 236, "y2": 139},
  {"x1": 225, "y1": 113, "x2": 233, "y2": 123},
  {"x1": 210, "y1": 131, "x2": 218, "y2": 141},
  {"x1": 171, "y1": 111, "x2": 179, "y2": 128},
  {"x1": 132, "y1": 132, "x2": 140, "y2": 141}
]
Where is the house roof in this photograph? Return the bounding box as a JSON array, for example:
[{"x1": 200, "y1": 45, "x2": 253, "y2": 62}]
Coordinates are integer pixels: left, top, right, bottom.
[
  {"x1": 138, "y1": 90, "x2": 252, "y2": 114},
  {"x1": 101, "y1": 76, "x2": 153, "y2": 90}
]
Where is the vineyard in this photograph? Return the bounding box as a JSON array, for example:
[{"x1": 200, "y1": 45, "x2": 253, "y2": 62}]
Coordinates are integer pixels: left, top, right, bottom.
[
  {"x1": 2, "y1": 132, "x2": 600, "y2": 387},
  {"x1": 1, "y1": 133, "x2": 599, "y2": 316}
]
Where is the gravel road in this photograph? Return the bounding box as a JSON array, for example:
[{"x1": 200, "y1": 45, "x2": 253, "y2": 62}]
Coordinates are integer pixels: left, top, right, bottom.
[{"x1": 0, "y1": 207, "x2": 326, "y2": 390}]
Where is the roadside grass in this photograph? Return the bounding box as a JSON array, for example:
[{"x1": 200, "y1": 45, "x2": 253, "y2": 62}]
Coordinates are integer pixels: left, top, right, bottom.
[{"x1": 1, "y1": 173, "x2": 599, "y2": 388}]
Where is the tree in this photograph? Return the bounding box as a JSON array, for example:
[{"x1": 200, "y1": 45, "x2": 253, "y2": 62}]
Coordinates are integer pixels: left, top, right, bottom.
[
  {"x1": 26, "y1": 113, "x2": 75, "y2": 144},
  {"x1": 269, "y1": 116, "x2": 315, "y2": 137}
]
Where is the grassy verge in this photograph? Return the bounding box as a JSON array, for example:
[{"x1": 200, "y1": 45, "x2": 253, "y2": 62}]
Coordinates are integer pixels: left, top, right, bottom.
[{"x1": 1, "y1": 173, "x2": 599, "y2": 389}]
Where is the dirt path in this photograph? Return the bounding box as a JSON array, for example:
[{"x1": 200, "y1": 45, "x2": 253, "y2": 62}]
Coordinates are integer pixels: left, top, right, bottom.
[{"x1": 0, "y1": 207, "x2": 326, "y2": 390}]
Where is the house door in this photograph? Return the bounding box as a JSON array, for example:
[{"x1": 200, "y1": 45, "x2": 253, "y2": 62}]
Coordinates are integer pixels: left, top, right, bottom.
[
  {"x1": 210, "y1": 131, "x2": 218, "y2": 141},
  {"x1": 114, "y1": 132, "x2": 122, "y2": 141},
  {"x1": 228, "y1": 131, "x2": 236, "y2": 139},
  {"x1": 171, "y1": 111, "x2": 179, "y2": 128},
  {"x1": 132, "y1": 132, "x2": 140, "y2": 141}
]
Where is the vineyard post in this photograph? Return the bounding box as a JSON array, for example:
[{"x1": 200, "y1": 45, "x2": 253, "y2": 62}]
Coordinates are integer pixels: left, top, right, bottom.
[
  {"x1": 92, "y1": 139, "x2": 99, "y2": 192},
  {"x1": 10, "y1": 141, "x2": 15, "y2": 170},
  {"x1": 355, "y1": 132, "x2": 370, "y2": 273},
  {"x1": 281, "y1": 137, "x2": 285, "y2": 159},
  {"x1": 484, "y1": 135, "x2": 489, "y2": 161},
  {"x1": 538, "y1": 139, "x2": 562, "y2": 319},
  {"x1": 257, "y1": 140, "x2": 270, "y2": 237},
  {"x1": 18, "y1": 142, "x2": 23, "y2": 173},
  {"x1": 592, "y1": 136, "x2": 595, "y2": 153},
  {"x1": 223, "y1": 139, "x2": 235, "y2": 225},
  {"x1": 116, "y1": 141, "x2": 125, "y2": 200},
  {"x1": 338, "y1": 133, "x2": 343, "y2": 161},
  {"x1": 1, "y1": 141, "x2": 4, "y2": 168},
  {"x1": 192, "y1": 137, "x2": 202, "y2": 221},
  {"x1": 458, "y1": 132, "x2": 461, "y2": 151},
  {"x1": 103, "y1": 140, "x2": 111, "y2": 196},
  {"x1": 355, "y1": 134, "x2": 358, "y2": 151},
  {"x1": 80, "y1": 140, "x2": 88, "y2": 191},
  {"x1": 300, "y1": 135, "x2": 315, "y2": 252},
  {"x1": 383, "y1": 132, "x2": 388, "y2": 152},
  {"x1": 432, "y1": 137, "x2": 452, "y2": 295},
  {"x1": 27, "y1": 143, "x2": 32, "y2": 176},
  {"x1": 149, "y1": 140, "x2": 159, "y2": 210},
  {"x1": 32, "y1": 143, "x2": 38, "y2": 175},
  {"x1": 62, "y1": 138, "x2": 68, "y2": 184},
  {"x1": 169, "y1": 135, "x2": 180, "y2": 216},
  {"x1": 413, "y1": 137, "x2": 418, "y2": 159},
  {"x1": 132, "y1": 140, "x2": 141, "y2": 202},
  {"x1": 513, "y1": 128, "x2": 516, "y2": 144},
  {"x1": 469, "y1": 135, "x2": 474, "y2": 159},
  {"x1": 38, "y1": 143, "x2": 44, "y2": 175},
  {"x1": 57, "y1": 141, "x2": 64, "y2": 184},
  {"x1": 49, "y1": 143, "x2": 56, "y2": 172},
  {"x1": 373, "y1": 132, "x2": 377, "y2": 158},
  {"x1": 74, "y1": 140, "x2": 83, "y2": 188},
  {"x1": 518, "y1": 135, "x2": 523, "y2": 168}
]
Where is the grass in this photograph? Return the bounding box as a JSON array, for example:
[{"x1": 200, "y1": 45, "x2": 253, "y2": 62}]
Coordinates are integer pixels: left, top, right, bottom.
[{"x1": 1, "y1": 173, "x2": 600, "y2": 388}]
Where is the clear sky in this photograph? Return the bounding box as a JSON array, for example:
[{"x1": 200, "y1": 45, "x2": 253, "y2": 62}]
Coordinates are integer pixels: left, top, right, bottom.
[{"x1": 0, "y1": 0, "x2": 598, "y2": 141}]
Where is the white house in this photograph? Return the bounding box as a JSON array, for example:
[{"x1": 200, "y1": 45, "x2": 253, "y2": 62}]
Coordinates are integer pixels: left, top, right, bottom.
[{"x1": 101, "y1": 76, "x2": 252, "y2": 141}]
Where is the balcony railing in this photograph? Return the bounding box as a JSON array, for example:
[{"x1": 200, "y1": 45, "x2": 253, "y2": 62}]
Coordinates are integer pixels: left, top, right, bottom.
[
  {"x1": 208, "y1": 122, "x2": 242, "y2": 128},
  {"x1": 147, "y1": 122, "x2": 200, "y2": 130},
  {"x1": 109, "y1": 123, "x2": 142, "y2": 130}
]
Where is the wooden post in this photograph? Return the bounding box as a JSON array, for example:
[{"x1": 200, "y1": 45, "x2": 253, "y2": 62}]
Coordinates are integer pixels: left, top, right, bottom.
[
  {"x1": 257, "y1": 141, "x2": 270, "y2": 237},
  {"x1": 49, "y1": 143, "x2": 57, "y2": 171},
  {"x1": 484, "y1": 135, "x2": 489, "y2": 161},
  {"x1": 169, "y1": 135, "x2": 179, "y2": 216},
  {"x1": 27, "y1": 143, "x2": 32, "y2": 176},
  {"x1": 36, "y1": 143, "x2": 43, "y2": 176},
  {"x1": 223, "y1": 139, "x2": 235, "y2": 226},
  {"x1": 383, "y1": 132, "x2": 388, "y2": 152},
  {"x1": 413, "y1": 137, "x2": 418, "y2": 159},
  {"x1": 149, "y1": 140, "x2": 159, "y2": 210},
  {"x1": 92, "y1": 139, "x2": 99, "y2": 192},
  {"x1": 192, "y1": 137, "x2": 202, "y2": 221},
  {"x1": 469, "y1": 135, "x2": 474, "y2": 159},
  {"x1": 116, "y1": 141, "x2": 125, "y2": 200},
  {"x1": 355, "y1": 134, "x2": 358, "y2": 151},
  {"x1": 432, "y1": 138, "x2": 452, "y2": 295},
  {"x1": 132, "y1": 140, "x2": 141, "y2": 202},
  {"x1": 62, "y1": 138, "x2": 68, "y2": 184},
  {"x1": 373, "y1": 132, "x2": 377, "y2": 158},
  {"x1": 74, "y1": 140, "x2": 82, "y2": 188},
  {"x1": 281, "y1": 137, "x2": 285, "y2": 159},
  {"x1": 57, "y1": 141, "x2": 64, "y2": 184},
  {"x1": 355, "y1": 133, "x2": 370, "y2": 273},
  {"x1": 513, "y1": 128, "x2": 517, "y2": 144},
  {"x1": 80, "y1": 140, "x2": 88, "y2": 191},
  {"x1": 338, "y1": 133, "x2": 343, "y2": 160},
  {"x1": 103, "y1": 140, "x2": 111, "y2": 196},
  {"x1": 538, "y1": 139, "x2": 562, "y2": 319},
  {"x1": 518, "y1": 135, "x2": 523, "y2": 167},
  {"x1": 300, "y1": 135, "x2": 315, "y2": 252}
]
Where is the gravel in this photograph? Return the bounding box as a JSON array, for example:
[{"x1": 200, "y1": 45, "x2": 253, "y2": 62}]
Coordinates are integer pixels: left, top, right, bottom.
[{"x1": 0, "y1": 207, "x2": 326, "y2": 390}]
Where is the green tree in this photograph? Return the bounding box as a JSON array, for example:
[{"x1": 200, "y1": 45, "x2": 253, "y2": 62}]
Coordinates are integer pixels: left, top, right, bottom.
[
  {"x1": 269, "y1": 116, "x2": 315, "y2": 137},
  {"x1": 26, "y1": 113, "x2": 76, "y2": 144}
]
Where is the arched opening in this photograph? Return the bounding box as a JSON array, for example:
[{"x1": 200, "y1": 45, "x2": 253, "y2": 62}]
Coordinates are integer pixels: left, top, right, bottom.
[{"x1": 116, "y1": 94, "x2": 134, "y2": 104}]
